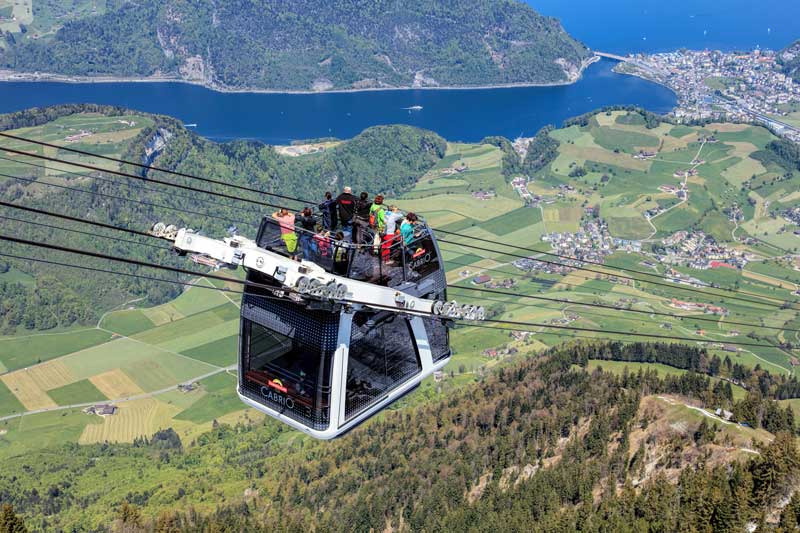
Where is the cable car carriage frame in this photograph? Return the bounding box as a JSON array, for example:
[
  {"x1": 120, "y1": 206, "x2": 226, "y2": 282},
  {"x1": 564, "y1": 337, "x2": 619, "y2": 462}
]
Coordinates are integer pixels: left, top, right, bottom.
[{"x1": 158, "y1": 215, "x2": 483, "y2": 439}]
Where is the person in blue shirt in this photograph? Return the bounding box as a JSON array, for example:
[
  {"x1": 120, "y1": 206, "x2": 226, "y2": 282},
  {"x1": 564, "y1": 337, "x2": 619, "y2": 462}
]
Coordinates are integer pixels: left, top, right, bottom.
[
  {"x1": 318, "y1": 191, "x2": 337, "y2": 231},
  {"x1": 400, "y1": 212, "x2": 419, "y2": 246}
]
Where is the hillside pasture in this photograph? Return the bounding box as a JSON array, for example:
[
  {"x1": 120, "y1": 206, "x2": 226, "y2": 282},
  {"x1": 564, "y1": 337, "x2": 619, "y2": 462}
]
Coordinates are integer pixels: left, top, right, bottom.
[
  {"x1": 590, "y1": 126, "x2": 659, "y2": 154},
  {"x1": 89, "y1": 369, "x2": 145, "y2": 399},
  {"x1": 173, "y1": 373, "x2": 243, "y2": 424},
  {"x1": 181, "y1": 336, "x2": 239, "y2": 367},
  {"x1": 100, "y1": 310, "x2": 155, "y2": 336},
  {"x1": 0, "y1": 371, "x2": 56, "y2": 410},
  {"x1": 78, "y1": 398, "x2": 184, "y2": 444},
  {"x1": 48, "y1": 379, "x2": 108, "y2": 406},
  {"x1": 0, "y1": 329, "x2": 112, "y2": 373},
  {"x1": 0, "y1": 379, "x2": 24, "y2": 417}
]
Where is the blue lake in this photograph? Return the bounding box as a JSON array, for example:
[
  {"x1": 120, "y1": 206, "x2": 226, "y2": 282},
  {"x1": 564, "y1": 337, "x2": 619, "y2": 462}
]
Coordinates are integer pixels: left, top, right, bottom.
[
  {"x1": 0, "y1": 59, "x2": 675, "y2": 144},
  {"x1": 1, "y1": 0, "x2": 795, "y2": 143},
  {"x1": 528, "y1": 0, "x2": 800, "y2": 54}
]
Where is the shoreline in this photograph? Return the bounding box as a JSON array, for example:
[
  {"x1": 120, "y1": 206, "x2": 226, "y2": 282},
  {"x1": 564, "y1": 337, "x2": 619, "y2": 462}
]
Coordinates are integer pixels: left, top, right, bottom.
[
  {"x1": 608, "y1": 62, "x2": 680, "y2": 104},
  {"x1": 0, "y1": 56, "x2": 602, "y2": 95}
]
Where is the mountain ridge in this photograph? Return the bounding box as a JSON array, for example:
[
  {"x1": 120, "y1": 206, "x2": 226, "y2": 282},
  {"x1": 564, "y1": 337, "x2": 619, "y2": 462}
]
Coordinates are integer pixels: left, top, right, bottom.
[{"x1": 0, "y1": 0, "x2": 591, "y2": 92}]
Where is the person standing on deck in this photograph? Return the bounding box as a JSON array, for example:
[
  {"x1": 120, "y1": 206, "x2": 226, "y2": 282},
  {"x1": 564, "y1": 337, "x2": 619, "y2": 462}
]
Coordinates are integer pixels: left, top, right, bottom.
[
  {"x1": 336, "y1": 187, "x2": 356, "y2": 239},
  {"x1": 296, "y1": 207, "x2": 317, "y2": 260},
  {"x1": 318, "y1": 191, "x2": 337, "y2": 231},
  {"x1": 400, "y1": 212, "x2": 419, "y2": 246},
  {"x1": 353, "y1": 192, "x2": 371, "y2": 244},
  {"x1": 382, "y1": 205, "x2": 402, "y2": 263},
  {"x1": 369, "y1": 195, "x2": 386, "y2": 254},
  {"x1": 272, "y1": 208, "x2": 297, "y2": 256}
]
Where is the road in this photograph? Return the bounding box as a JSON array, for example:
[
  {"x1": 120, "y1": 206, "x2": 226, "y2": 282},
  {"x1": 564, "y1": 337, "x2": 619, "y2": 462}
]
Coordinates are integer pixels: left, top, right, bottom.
[{"x1": 644, "y1": 140, "x2": 706, "y2": 239}]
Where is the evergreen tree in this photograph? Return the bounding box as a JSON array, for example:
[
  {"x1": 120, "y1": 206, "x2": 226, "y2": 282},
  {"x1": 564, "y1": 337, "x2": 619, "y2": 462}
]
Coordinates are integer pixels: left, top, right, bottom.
[{"x1": 0, "y1": 505, "x2": 27, "y2": 533}]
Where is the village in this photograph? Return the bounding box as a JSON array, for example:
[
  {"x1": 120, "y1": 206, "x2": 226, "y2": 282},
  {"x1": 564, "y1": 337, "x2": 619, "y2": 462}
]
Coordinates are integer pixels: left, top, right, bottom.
[
  {"x1": 616, "y1": 46, "x2": 800, "y2": 142},
  {"x1": 657, "y1": 230, "x2": 751, "y2": 270}
]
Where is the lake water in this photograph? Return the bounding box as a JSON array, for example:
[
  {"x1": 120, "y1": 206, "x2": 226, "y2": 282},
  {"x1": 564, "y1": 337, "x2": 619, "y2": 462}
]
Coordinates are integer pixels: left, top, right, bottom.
[
  {"x1": 527, "y1": 0, "x2": 800, "y2": 54},
  {"x1": 0, "y1": 59, "x2": 675, "y2": 144},
  {"x1": 1, "y1": 0, "x2": 795, "y2": 143}
]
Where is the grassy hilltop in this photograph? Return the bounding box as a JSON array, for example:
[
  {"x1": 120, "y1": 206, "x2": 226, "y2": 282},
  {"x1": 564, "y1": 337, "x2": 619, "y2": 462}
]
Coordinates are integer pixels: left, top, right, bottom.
[
  {"x1": 0, "y1": 0, "x2": 590, "y2": 91},
  {"x1": 1, "y1": 107, "x2": 800, "y2": 529}
]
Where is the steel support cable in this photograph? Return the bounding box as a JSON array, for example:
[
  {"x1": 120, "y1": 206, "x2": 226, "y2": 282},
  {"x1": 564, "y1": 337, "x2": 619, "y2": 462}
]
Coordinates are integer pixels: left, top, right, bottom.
[
  {"x1": 441, "y1": 251, "x2": 794, "y2": 317},
  {"x1": 1, "y1": 199, "x2": 796, "y2": 333},
  {"x1": 449, "y1": 284, "x2": 797, "y2": 334},
  {"x1": 437, "y1": 238, "x2": 799, "y2": 310},
  {"x1": 434, "y1": 226, "x2": 795, "y2": 295},
  {"x1": 0, "y1": 154, "x2": 265, "y2": 220},
  {"x1": 0, "y1": 172, "x2": 247, "y2": 227},
  {"x1": 0, "y1": 132, "x2": 313, "y2": 205},
  {"x1": 0, "y1": 251, "x2": 691, "y2": 347},
  {"x1": 0, "y1": 144, "x2": 289, "y2": 211},
  {"x1": 0, "y1": 213, "x2": 169, "y2": 251},
  {"x1": 0, "y1": 233, "x2": 782, "y2": 350},
  {"x1": 2, "y1": 138, "x2": 795, "y2": 310}
]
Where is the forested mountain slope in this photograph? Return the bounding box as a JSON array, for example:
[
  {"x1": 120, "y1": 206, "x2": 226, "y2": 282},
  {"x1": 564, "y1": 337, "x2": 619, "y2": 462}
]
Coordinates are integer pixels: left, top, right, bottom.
[
  {"x1": 0, "y1": 0, "x2": 590, "y2": 91},
  {"x1": 780, "y1": 40, "x2": 800, "y2": 83},
  {"x1": 0, "y1": 105, "x2": 445, "y2": 333},
  {"x1": 2, "y1": 342, "x2": 798, "y2": 531}
]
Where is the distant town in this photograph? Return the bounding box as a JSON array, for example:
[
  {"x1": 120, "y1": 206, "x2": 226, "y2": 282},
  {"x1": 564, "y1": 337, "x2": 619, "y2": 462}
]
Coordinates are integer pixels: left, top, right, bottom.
[{"x1": 613, "y1": 43, "x2": 800, "y2": 142}]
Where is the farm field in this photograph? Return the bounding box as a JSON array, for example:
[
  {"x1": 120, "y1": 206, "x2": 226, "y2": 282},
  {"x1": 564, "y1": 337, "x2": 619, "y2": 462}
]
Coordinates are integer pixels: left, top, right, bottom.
[
  {"x1": 0, "y1": 329, "x2": 112, "y2": 373},
  {"x1": 0, "y1": 280, "x2": 248, "y2": 456},
  {"x1": 2, "y1": 110, "x2": 799, "y2": 453},
  {"x1": 418, "y1": 112, "x2": 800, "y2": 389}
]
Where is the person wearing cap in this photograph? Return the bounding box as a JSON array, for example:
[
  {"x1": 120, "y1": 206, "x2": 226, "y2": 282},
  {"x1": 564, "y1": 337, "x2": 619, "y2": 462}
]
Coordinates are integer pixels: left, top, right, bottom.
[{"x1": 335, "y1": 187, "x2": 356, "y2": 238}]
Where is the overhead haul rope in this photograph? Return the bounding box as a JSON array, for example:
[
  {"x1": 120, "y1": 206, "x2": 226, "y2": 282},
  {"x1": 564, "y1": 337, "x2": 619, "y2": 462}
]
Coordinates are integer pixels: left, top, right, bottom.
[
  {"x1": 2, "y1": 200, "x2": 798, "y2": 334},
  {"x1": 0, "y1": 233, "x2": 784, "y2": 350},
  {"x1": 0, "y1": 154, "x2": 264, "y2": 219},
  {"x1": 437, "y1": 238, "x2": 800, "y2": 311},
  {"x1": 0, "y1": 144, "x2": 288, "y2": 211},
  {"x1": 1, "y1": 136, "x2": 797, "y2": 309},
  {"x1": 0, "y1": 131, "x2": 311, "y2": 205},
  {"x1": 441, "y1": 248, "x2": 795, "y2": 319},
  {"x1": 435, "y1": 227, "x2": 797, "y2": 297},
  {"x1": 449, "y1": 284, "x2": 794, "y2": 334},
  {"x1": 0, "y1": 250, "x2": 749, "y2": 349},
  {"x1": 0, "y1": 213, "x2": 169, "y2": 251},
  {"x1": 0, "y1": 172, "x2": 247, "y2": 227}
]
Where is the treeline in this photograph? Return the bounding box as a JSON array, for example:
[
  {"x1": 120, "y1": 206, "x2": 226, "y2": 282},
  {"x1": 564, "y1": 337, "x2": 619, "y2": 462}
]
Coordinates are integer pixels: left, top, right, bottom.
[
  {"x1": 0, "y1": 278, "x2": 96, "y2": 335},
  {"x1": 0, "y1": 0, "x2": 589, "y2": 91},
  {"x1": 752, "y1": 139, "x2": 800, "y2": 173},
  {"x1": 3, "y1": 342, "x2": 798, "y2": 531},
  {"x1": 480, "y1": 126, "x2": 561, "y2": 182},
  {"x1": 779, "y1": 41, "x2": 800, "y2": 82},
  {"x1": 562, "y1": 106, "x2": 668, "y2": 129},
  {"x1": 480, "y1": 136, "x2": 523, "y2": 181},
  {"x1": 565, "y1": 340, "x2": 798, "y2": 434},
  {"x1": 0, "y1": 105, "x2": 445, "y2": 331},
  {"x1": 522, "y1": 125, "x2": 560, "y2": 175}
]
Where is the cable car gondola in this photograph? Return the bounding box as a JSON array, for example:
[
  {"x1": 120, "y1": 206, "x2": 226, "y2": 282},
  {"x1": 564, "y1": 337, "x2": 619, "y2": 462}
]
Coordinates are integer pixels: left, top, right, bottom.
[{"x1": 156, "y1": 215, "x2": 483, "y2": 439}]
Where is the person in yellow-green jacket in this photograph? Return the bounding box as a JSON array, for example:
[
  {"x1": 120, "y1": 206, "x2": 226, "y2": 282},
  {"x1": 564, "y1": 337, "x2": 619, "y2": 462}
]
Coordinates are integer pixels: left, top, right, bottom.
[
  {"x1": 369, "y1": 195, "x2": 387, "y2": 255},
  {"x1": 369, "y1": 195, "x2": 386, "y2": 233}
]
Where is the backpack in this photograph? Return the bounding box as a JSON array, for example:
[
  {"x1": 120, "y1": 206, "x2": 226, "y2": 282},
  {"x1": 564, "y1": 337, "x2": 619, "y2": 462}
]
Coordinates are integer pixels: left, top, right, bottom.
[{"x1": 369, "y1": 204, "x2": 385, "y2": 228}]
